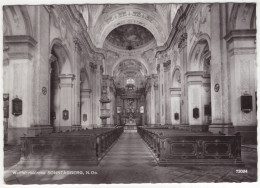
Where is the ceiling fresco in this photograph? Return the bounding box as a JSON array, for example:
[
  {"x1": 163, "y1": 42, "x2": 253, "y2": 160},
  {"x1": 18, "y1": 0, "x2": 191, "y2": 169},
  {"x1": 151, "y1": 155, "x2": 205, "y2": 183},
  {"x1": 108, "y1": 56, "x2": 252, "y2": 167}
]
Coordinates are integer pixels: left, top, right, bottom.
[
  {"x1": 113, "y1": 59, "x2": 147, "y2": 88},
  {"x1": 105, "y1": 24, "x2": 155, "y2": 50}
]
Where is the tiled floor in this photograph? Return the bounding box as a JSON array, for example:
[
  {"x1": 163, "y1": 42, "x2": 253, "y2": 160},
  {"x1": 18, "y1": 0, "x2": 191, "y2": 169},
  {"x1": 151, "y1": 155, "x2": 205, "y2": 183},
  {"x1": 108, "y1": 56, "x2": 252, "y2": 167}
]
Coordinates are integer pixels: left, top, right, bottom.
[{"x1": 4, "y1": 132, "x2": 257, "y2": 184}]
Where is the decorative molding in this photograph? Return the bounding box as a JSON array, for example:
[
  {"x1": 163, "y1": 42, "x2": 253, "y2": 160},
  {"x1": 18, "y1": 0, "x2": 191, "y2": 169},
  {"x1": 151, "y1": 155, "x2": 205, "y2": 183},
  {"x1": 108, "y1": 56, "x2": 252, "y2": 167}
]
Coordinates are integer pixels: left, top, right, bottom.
[
  {"x1": 156, "y1": 64, "x2": 160, "y2": 73},
  {"x1": 155, "y1": 5, "x2": 190, "y2": 57},
  {"x1": 81, "y1": 89, "x2": 92, "y2": 93},
  {"x1": 163, "y1": 60, "x2": 171, "y2": 71},
  {"x1": 3, "y1": 45, "x2": 9, "y2": 51},
  {"x1": 178, "y1": 33, "x2": 188, "y2": 49},
  {"x1": 224, "y1": 29, "x2": 256, "y2": 43},
  {"x1": 228, "y1": 47, "x2": 256, "y2": 56},
  {"x1": 89, "y1": 62, "x2": 97, "y2": 72},
  {"x1": 49, "y1": 54, "x2": 57, "y2": 63},
  {"x1": 100, "y1": 65, "x2": 104, "y2": 74},
  {"x1": 59, "y1": 74, "x2": 75, "y2": 80},
  {"x1": 4, "y1": 35, "x2": 37, "y2": 47},
  {"x1": 73, "y1": 37, "x2": 82, "y2": 52}
]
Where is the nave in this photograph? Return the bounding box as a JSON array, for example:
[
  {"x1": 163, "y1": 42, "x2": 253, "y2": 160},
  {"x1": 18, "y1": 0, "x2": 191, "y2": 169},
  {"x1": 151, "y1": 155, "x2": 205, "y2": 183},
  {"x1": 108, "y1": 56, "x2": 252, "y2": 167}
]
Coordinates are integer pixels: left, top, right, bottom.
[
  {"x1": 4, "y1": 131, "x2": 257, "y2": 184},
  {"x1": 2, "y1": 3, "x2": 257, "y2": 184}
]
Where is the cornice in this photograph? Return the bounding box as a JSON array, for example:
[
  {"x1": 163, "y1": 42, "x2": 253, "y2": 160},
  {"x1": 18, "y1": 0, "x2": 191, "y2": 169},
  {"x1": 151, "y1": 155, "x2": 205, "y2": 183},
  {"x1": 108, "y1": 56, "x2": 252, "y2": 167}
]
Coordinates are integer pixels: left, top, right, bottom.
[
  {"x1": 224, "y1": 29, "x2": 256, "y2": 43},
  {"x1": 62, "y1": 5, "x2": 106, "y2": 60},
  {"x1": 155, "y1": 4, "x2": 190, "y2": 58},
  {"x1": 4, "y1": 35, "x2": 37, "y2": 47}
]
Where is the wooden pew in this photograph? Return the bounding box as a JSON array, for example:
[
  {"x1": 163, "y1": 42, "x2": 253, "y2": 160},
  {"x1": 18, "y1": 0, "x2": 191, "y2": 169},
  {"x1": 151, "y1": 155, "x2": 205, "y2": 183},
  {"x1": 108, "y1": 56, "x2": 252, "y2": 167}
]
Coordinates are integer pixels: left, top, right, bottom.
[
  {"x1": 19, "y1": 127, "x2": 124, "y2": 167},
  {"x1": 138, "y1": 127, "x2": 244, "y2": 166}
]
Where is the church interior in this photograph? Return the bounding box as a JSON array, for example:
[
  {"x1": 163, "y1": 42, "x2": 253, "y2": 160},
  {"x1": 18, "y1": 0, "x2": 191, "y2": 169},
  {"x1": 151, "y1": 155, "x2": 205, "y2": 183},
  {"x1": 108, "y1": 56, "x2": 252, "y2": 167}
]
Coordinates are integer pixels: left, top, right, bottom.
[{"x1": 2, "y1": 3, "x2": 258, "y2": 184}]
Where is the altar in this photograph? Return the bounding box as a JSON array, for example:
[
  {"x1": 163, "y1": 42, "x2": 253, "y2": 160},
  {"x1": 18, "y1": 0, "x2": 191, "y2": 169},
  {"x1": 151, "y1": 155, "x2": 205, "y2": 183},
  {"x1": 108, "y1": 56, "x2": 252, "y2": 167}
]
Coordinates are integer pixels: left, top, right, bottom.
[{"x1": 125, "y1": 118, "x2": 137, "y2": 132}]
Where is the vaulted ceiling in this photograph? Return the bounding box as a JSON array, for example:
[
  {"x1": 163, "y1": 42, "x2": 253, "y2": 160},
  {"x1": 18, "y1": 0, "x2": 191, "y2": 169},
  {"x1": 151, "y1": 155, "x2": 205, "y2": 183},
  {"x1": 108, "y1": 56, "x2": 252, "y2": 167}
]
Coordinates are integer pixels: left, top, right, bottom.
[
  {"x1": 78, "y1": 4, "x2": 181, "y2": 48},
  {"x1": 75, "y1": 4, "x2": 181, "y2": 89}
]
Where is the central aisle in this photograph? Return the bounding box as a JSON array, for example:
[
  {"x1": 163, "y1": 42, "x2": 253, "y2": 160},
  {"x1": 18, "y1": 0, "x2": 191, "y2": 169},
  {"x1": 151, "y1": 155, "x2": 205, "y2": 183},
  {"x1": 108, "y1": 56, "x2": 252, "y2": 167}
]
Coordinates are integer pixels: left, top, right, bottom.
[{"x1": 99, "y1": 132, "x2": 157, "y2": 167}]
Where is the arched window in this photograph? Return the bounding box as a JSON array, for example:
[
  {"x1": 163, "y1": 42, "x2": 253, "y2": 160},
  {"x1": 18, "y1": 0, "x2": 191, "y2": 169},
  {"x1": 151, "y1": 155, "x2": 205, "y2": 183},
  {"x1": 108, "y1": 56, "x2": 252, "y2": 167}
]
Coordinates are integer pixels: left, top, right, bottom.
[{"x1": 126, "y1": 78, "x2": 135, "y2": 85}]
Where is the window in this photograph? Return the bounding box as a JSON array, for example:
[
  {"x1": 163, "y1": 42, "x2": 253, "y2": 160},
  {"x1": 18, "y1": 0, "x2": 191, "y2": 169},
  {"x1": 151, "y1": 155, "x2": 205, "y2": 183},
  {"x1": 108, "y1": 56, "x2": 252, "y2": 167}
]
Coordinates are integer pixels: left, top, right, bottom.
[{"x1": 126, "y1": 78, "x2": 135, "y2": 85}]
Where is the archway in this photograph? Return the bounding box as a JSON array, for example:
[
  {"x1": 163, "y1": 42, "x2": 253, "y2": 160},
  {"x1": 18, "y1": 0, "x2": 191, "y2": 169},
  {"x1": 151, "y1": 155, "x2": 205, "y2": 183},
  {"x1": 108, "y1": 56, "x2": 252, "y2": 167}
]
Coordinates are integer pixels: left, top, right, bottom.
[
  {"x1": 171, "y1": 68, "x2": 181, "y2": 125},
  {"x1": 50, "y1": 41, "x2": 73, "y2": 131},
  {"x1": 91, "y1": 5, "x2": 168, "y2": 47},
  {"x1": 187, "y1": 39, "x2": 211, "y2": 129},
  {"x1": 80, "y1": 68, "x2": 92, "y2": 128}
]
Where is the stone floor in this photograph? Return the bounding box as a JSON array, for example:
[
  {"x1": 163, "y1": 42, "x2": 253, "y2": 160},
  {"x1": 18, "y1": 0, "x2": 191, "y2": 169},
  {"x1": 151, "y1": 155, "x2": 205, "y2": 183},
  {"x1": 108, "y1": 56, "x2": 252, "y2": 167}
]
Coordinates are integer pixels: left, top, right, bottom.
[{"x1": 4, "y1": 132, "x2": 258, "y2": 184}]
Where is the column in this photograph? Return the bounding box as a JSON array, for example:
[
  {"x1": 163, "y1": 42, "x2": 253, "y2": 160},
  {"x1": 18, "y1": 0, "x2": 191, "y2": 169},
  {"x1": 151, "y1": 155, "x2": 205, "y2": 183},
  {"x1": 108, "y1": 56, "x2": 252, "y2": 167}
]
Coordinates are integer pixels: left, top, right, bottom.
[
  {"x1": 73, "y1": 37, "x2": 82, "y2": 126},
  {"x1": 163, "y1": 60, "x2": 171, "y2": 125},
  {"x1": 59, "y1": 74, "x2": 75, "y2": 131},
  {"x1": 4, "y1": 35, "x2": 37, "y2": 144},
  {"x1": 156, "y1": 64, "x2": 161, "y2": 124},
  {"x1": 151, "y1": 74, "x2": 159, "y2": 125},
  {"x1": 90, "y1": 62, "x2": 97, "y2": 127},
  {"x1": 209, "y1": 4, "x2": 233, "y2": 133},
  {"x1": 224, "y1": 30, "x2": 256, "y2": 136},
  {"x1": 170, "y1": 88, "x2": 181, "y2": 125},
  {"x1": 178, "y1": 33, "x2": 189, "y2": 125},
  {"x1": 80, "y1": 89, "x2": 92, "y2": 128},
  {"x1": 96, "y1": 65, "x2": 102, "y2": 126},
  {"x1": 186, "y1": 72, "x2": 204, "y2": 128}
]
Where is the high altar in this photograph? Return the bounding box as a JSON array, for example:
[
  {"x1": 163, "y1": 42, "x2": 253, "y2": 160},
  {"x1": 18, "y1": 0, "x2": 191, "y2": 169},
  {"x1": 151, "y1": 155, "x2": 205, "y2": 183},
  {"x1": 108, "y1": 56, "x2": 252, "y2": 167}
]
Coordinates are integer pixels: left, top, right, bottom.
[{"x1": 115, "y1": 85, "x2": 145, "y2": 129}]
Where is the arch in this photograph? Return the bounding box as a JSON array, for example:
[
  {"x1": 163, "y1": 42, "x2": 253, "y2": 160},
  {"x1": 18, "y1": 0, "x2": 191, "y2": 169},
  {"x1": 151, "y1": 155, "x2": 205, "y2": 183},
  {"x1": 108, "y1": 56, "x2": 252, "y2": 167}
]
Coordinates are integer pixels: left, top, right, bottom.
[
  {"x1": 172, "y1": 66, "x2": 181, "y2": 88},
  {"x1": 229, "y1": 4, "x2": 239, "y2": 32},
  {"x1": 188, "y1": 37, "x2": 210, "y2": 72},
  {"x1": 189, "y1": 33, "x2": 211, "y2": 60},
  {"x1": 112, "y1": 56, "x2": 150, "y2": 76},
  {"x1": 50, "y1": 38, "x2": 73, "y2": 74},
  {"x1": 19, "y1": 6, "x2": 33, "y2": 36},
  {"x1": 250, "y1": 6, "x2": 256, "y2": 29},
  {"x1": 229, "y1": 3, "x2": 256, "y2": 31},
  {"x1": 3, "y1": 6, "x2": 33, "y2": 36},
  {"x1": 92, "y1": 6, "x2": 168, "y2": 48},
  {"x1": 80, "y1": 68, "x2": 91, "y2": 90}
]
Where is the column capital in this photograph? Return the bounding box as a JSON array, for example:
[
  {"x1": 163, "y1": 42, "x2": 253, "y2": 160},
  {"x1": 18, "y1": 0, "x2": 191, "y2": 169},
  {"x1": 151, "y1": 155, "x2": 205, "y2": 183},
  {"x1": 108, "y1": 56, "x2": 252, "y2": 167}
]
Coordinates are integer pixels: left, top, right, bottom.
[
  {"x1": 59, "y1": 74, "x2": 75, "y2": 80},
  {"x1": 100, "y1": 65, "x2": 104, "y2": 74},
  {"x1": 156, "y1": 64, "x2": 160, "y2": 73},
  {"x1": 178, "y1": 33, "x2": 187, "y2": 49},
  {"x1": 224, "y1": 29, "x2": 256, "y2": 43},
  {"x1": 163, "y1": 60, "x2": 171, "y2": 71},
  {"x1": 49, "y1": 54, "x2": 57, "y2": 63},
  {"x1": 73, "y1": 37, "x2": 82, "y2": 52},
  {"x1": 81, "y1": 89, "x2": 92, "y2": 93},
  {"x1": 89, "y1": 62, "x2": 97, "y2": 73},
  {"x1": 59, "y1": 74, "x2": 75, "y2": 88},
  {"x1": 4, "y1": 35, "x2": 37, "y2": 60}
]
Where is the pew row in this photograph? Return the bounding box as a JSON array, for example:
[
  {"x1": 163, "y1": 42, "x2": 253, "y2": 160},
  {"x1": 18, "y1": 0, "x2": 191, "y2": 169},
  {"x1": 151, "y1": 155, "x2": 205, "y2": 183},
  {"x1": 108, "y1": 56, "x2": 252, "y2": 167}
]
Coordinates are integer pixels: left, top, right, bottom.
[
  {"x1": 19, "y1": 127, "x2": 124, "y2": 167},
  {"x1": 137, "y1": 127, "x2": 244, "y2": 166}
]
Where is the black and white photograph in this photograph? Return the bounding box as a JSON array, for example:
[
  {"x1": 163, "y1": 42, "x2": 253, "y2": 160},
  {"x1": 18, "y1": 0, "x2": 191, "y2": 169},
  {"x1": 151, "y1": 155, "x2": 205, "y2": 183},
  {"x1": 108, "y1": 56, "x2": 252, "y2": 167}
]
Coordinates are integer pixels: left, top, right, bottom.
[{"x1": 1, "y1": 0, "x2": 259, "y2": 185}]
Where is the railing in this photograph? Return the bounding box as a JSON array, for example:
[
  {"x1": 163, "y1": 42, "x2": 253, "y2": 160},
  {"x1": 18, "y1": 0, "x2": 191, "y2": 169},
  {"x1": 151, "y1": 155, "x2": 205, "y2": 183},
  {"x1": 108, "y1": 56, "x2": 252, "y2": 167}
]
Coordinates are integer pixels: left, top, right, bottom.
[{"x1": 138, "y1": 126, "x2": 244, "y2": 166}]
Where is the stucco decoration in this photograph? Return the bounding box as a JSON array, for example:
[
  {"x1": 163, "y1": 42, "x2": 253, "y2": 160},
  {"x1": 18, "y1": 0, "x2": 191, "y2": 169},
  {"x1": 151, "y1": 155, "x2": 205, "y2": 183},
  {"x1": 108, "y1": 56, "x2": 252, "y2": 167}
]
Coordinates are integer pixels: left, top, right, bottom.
[
  {"x1": 142, "y1": 49, "x2": 156, "y2": 64},
  {"x1": 105, "y1": 24, "x2": 155, "y2": 50},
  {"x1": 87, "y1": 5, "x2": 168, "y2": 47}
]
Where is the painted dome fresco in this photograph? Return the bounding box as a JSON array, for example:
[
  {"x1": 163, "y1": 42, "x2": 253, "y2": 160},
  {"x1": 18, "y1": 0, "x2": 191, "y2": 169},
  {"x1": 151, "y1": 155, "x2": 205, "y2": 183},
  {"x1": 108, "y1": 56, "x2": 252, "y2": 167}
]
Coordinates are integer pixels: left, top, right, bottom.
[{"x1": 105, "y1": 24, "x2": 155, "y2": 50}]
